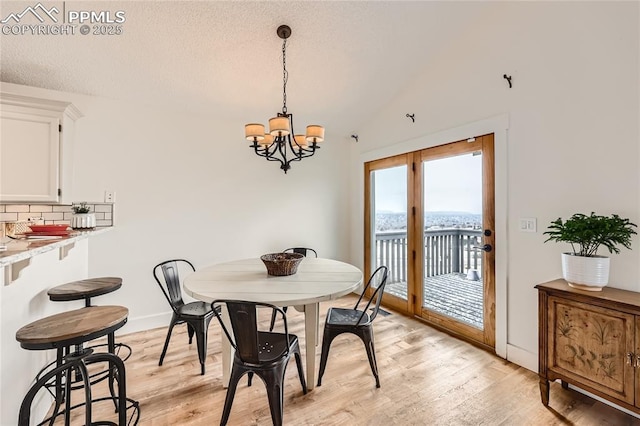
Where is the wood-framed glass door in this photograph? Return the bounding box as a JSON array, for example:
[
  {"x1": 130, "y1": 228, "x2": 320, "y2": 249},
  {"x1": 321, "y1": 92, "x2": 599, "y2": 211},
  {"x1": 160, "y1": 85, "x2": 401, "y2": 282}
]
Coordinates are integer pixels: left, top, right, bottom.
[
  {"x1": 364, "y1": 134, "x2": 495, "y2": 349},
  {"x1": 364, "y1": 154, "x2": 413, "y2": 313}
]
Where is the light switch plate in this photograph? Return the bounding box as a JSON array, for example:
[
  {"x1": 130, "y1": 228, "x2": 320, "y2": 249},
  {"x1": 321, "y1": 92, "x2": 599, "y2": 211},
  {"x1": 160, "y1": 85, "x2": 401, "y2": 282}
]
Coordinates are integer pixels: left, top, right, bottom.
[{"x1": 519, "y1": 218, "x2": 537, "y2": 233}]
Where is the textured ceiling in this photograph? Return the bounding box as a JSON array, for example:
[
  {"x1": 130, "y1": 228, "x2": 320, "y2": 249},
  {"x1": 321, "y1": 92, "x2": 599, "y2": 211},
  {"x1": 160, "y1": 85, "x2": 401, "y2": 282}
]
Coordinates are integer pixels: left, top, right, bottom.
[{"x1": 0, "y1": 1, "x2": 492, "y2": 136}]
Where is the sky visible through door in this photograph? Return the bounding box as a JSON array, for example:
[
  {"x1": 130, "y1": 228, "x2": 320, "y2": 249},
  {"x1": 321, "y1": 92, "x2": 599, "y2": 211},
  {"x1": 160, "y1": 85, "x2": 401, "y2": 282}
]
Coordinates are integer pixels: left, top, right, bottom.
[{"x1": 374, "y1": 154, "x2": 482, "y2": 233}]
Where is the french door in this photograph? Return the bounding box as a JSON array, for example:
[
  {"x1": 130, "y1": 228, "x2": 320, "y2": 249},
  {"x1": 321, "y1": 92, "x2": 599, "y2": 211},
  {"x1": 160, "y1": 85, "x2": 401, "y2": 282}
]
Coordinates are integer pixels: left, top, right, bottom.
[{"x1": 364, "y1": 134, "x2": 495, "y2": 349}]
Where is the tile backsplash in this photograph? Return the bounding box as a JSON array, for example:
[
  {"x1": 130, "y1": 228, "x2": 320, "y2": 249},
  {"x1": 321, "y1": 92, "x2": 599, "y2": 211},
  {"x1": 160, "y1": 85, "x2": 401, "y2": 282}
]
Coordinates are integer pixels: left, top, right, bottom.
[{"x1": 0, "y1": 203, "x2": 114, "y2": 227}]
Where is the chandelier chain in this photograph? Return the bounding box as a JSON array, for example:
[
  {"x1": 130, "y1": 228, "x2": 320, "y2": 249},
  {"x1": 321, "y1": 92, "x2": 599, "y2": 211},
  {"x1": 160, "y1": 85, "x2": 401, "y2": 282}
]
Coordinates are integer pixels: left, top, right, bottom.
[{"x1": 282, "y1": 38, "x2": 288, "y2": 114}]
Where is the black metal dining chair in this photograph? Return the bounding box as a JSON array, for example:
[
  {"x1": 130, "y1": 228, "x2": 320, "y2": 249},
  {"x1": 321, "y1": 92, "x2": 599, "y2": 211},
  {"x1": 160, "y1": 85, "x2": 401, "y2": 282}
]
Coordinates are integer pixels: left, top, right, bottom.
[
  {"x1": 268, "y1": 247, "x2": 318, "y2": 332},
  {"x1": 317, "y1": 265, "x2": 389, "y2": 388},
  {"x1": 283, "y1": 247, "x2": 318, "y2": 258},
  {"x1": 211, "y1": 300, "x2": 307, "y2": 426},
  {"x1": 153, "y1": 259, "x2": 218, "y2": 375}
]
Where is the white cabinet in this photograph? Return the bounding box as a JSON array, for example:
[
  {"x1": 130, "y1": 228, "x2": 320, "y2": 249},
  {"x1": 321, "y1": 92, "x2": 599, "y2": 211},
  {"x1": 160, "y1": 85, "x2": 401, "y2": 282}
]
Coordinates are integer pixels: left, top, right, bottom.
[{"x1": 0, "y1": 93, "x2": 82, "y2": 203}]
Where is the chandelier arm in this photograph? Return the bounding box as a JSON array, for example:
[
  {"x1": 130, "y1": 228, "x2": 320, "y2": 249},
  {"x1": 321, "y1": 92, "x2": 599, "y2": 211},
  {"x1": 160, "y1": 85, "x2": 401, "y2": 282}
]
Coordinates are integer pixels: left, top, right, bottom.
[
  {"x1": 265, "y1": 156, "x2": 286, "y2": 166},
  {"x1": 278, "y1": 136, "x2": 291, "y2": 165},
  {"x1": 296, "y1": 144, "x2": 319, "y2": 155},
  {"x1": 266, "y1": 139, "x2": 280, "y2": 157},
  {"x1": 285, "y1": 113, "x2": 303, "y2": 160},
  {"x1": 251, "y1": 143, "x2": 268, "y2": 157},
  {"x1": 289, "y1": 144, "x2": 314, "y2": 159},
  {"x1": 264, "y1": 141, "x2": 286, "y2": 166},
  {"x1": 252, "y1": 141, "x2": 287, "y2": 169},
  {"x1": 252, "y1": 143, "x2": 273, "y2": 159}
]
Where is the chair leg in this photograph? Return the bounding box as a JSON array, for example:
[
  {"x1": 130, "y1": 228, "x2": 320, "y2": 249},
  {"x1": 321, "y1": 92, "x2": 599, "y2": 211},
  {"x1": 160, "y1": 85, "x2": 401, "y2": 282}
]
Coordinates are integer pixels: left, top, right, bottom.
[
  {"x1": 159, "y1": 315, "x2": 178, "y2": 366},
  {"x1": 263, "y1": 366, "x2": 285, "y2": 426},
  {"x1": 269, "y1": 310, "x2": 277, "y2": 332},
  {"x1": 360, "y1": 327, "x2": 380, "y2": 388},
  {"x1": 187, "y1": 323, "x2": 195, "y2": 344},
  {"x1": 293, "y1": 345, "x2": 307, "y2": 394},
  {"x1": 317, "y1": 327, "x2": 339, "y2": 387},
  {"x1": 220, "y1": 366, "x2": 243, "y2": 426},
  {"x1": 193, "y1": 317, "x2": 212, "y2": 375},
  {"x1": 269, "y1": 306, "x2": 289, "y2": 332}
]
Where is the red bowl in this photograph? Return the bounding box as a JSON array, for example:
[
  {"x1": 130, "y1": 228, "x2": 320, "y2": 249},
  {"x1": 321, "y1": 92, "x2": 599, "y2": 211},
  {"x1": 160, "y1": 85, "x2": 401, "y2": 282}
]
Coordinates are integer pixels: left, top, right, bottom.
[{"x1": 29, "y1": 224, "x2": 70, "y2": 232}]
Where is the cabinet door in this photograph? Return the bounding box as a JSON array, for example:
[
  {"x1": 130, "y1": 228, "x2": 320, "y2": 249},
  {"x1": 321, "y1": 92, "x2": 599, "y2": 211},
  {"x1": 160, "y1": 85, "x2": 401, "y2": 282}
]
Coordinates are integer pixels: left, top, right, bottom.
[
  {"x1": 0, "y1": 110, "x2": 60, "y2": 202},
  {"x1": 636, "y1": 317, "x2": 640, "y2": 407},
  {"x1": 548, "y1": 296, "x2": 635, "y2": 405}
]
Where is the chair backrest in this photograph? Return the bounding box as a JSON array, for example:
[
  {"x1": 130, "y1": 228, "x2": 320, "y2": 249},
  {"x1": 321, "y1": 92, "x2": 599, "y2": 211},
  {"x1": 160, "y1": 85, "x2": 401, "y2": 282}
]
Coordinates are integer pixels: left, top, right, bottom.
[
  {"x1": 153, "y1": 259, "x2": 195, "y2": 312},
  {"x1": 211, "y1": 300, "x2": 290, "y2": 364},
  {"x1": 354, "y1": 266, "x2": 389, "y2": 324},
  {"x1": 283, "y1": 247, "x2": 318, "y2": 258}
]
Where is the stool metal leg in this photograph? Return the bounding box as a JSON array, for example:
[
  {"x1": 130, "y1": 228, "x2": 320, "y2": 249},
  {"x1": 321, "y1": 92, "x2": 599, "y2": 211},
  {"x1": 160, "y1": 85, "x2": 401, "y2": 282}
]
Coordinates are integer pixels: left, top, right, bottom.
[
  {"x1": 108, "y1": 332, "x2": 118, "y2": 411},
  {"x1": 20, "y1": 357, "x2": 92, "y2": 426},
  {"x1": 49, "y1": 347, "x2": 64, "y2": 426},
  {"x1": 20, "y1": 351, "x2": 137, "y2": 426}
]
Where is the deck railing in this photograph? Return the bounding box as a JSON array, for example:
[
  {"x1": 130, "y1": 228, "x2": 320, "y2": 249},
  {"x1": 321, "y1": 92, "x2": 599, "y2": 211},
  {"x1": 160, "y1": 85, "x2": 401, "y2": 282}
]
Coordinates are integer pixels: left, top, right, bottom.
[{"x1": 375, "y1": 228, "x2": 483, "y2": 284}]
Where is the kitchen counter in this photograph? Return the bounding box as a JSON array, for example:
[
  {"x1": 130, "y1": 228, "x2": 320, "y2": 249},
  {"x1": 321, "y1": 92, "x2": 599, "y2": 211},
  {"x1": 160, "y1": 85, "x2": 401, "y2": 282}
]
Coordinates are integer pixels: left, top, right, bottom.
[
  {"x1": 1, "y1": 227, "x2": 112, "y2": 425},
  {"x1": 0, "y1": 228, "x2": 111, "y2": 267}
]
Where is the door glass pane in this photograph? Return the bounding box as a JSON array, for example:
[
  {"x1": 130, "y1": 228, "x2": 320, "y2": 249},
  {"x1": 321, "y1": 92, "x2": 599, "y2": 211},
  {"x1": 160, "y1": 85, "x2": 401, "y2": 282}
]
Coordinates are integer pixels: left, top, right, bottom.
[
  {"x1": 422, "y1": 153, "x2": 483, "y2": 329},
  {"x1": 371, "y1": 165, "x2": 407, "y2": 300}
]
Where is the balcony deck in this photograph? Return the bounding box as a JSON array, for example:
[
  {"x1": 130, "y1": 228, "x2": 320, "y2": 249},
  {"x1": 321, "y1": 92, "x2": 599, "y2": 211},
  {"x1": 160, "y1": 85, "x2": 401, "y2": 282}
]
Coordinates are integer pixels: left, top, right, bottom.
[{"x1": 386, "y1": 272, "x2": 483, "y2": 329}]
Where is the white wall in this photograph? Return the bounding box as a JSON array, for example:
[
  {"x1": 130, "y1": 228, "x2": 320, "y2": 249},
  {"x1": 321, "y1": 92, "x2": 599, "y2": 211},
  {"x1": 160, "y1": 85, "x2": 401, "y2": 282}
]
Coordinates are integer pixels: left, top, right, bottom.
[
  {"x1": 0, "y1": 81, "x2": 352, "y2": 336},
  {"x1": 1, "y1": 239, "x2": 89, "y2": 425},
  {"x1": 349, "y1": 2, "x2": 639, "y2": 369}
]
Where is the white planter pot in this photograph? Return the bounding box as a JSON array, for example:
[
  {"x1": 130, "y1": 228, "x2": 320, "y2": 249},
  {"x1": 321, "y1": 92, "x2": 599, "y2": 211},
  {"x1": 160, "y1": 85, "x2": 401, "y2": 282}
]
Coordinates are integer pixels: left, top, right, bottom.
[
  {"x1": 561, "y1": 252, "x2": 610, "y2": 291},
  {"x1": 71, "y1": 213, "x2": 96, "y2": 229}
]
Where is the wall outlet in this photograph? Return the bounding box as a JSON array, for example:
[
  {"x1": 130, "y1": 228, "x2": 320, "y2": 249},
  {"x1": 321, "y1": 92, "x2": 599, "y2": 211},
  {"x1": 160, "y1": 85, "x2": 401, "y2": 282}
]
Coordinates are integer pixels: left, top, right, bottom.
[
  {"x1": 519, "y1": 217, "x2": 537, "y2": 233},
  {"x1": 104, "y1": 191, "x2": 116, "y2": 203}
]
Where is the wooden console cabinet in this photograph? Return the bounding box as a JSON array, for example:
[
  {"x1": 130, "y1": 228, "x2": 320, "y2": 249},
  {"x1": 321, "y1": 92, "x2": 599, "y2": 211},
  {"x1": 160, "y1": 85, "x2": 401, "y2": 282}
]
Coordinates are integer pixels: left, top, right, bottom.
[{"x1": 537, "y1": 279, "x2": 640, "y2": 414}]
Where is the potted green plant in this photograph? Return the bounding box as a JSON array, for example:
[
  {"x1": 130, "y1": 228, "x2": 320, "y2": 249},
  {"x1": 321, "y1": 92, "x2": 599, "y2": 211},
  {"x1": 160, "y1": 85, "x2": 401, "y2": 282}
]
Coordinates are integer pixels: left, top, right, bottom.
[
  {"x1": 543, "y1": 212, "x2": 637, "y2": 291},
  {"x1": 71, "y1": 202, "x2": 96, "y2": 229}
]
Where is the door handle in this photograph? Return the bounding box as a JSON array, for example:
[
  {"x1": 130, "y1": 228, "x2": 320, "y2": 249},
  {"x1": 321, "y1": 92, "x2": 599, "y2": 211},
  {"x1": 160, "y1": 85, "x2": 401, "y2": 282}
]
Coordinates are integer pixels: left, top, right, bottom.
[{"x1": 472, "y1": 244, "x2": 493, "y2": 252}]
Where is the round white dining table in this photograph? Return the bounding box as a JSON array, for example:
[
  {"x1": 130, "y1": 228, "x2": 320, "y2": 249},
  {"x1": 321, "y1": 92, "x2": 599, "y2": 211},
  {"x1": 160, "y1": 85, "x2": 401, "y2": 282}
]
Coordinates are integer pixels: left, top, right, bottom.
[{"x1": 183, "y1": 257, "x2": 363, "y2": 390}]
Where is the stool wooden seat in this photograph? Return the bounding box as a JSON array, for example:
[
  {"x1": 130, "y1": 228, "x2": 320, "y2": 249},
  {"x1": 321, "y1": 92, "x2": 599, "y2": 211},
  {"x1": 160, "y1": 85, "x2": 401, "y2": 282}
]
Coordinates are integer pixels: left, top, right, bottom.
[
  {"x1": 48, "y1": 277, "x2": 123, "y2": 307},
  {"x1": 16, "y1": 306, "x2": 138, "y2": 425},
  {"x1": 16, "y1": 305, "x2": 128, "y2": 350}
]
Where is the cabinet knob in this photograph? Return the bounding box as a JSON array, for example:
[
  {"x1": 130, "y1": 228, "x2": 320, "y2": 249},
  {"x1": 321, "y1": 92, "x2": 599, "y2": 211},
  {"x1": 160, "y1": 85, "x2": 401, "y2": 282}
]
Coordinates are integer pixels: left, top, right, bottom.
[{"x1": 627, "y1": 352, "x2": 635, "y2": 367}]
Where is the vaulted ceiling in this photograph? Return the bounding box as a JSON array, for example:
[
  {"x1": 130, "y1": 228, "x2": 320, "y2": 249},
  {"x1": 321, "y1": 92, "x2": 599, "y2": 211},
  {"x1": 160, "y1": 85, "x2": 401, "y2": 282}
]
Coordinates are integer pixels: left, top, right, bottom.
[{"x1": 0, "y1": 1, "x2": 494, "y2": 136}]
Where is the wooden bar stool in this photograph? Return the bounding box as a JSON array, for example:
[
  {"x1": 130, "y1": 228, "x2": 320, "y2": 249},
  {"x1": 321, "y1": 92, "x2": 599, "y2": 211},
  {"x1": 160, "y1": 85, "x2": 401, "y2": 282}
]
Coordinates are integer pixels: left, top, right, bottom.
[
  {"x1": 48, "y1": 277, "x2": 123, "y2": 307},
  {"x1": 47, "y1": 277, "x2": 131, "y2": 365},
  {"x1": 16, "y1": 306, "x2": 139, "y2": 425}
]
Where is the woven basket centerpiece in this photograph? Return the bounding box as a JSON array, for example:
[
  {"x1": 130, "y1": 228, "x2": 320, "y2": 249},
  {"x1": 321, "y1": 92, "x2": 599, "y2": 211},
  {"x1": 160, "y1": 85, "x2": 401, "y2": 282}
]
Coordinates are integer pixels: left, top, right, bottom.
[{"x1": 261, "y1": 252, "x2": 304, "y2": 276}]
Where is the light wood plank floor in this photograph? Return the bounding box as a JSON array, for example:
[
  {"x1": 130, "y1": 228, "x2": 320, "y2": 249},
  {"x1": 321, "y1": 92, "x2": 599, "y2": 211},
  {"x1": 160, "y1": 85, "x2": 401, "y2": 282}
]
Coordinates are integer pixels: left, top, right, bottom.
[{"x1": 53, "y1": 295, "x2": 640, "y2": 425}]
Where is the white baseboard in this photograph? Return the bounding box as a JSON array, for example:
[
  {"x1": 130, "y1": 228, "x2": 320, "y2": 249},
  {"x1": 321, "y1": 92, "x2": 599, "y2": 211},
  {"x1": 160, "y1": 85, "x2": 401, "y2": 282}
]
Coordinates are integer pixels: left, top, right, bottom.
[{"x1": 506, "y1": 344, "x2": 537, "y2": 372}]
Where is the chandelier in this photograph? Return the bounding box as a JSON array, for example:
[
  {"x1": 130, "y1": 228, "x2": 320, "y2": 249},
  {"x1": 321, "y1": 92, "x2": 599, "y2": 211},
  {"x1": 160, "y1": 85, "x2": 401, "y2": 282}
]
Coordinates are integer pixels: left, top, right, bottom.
[{"x1": 244, "y1": 25, "x2": 325, "y2": 174}]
